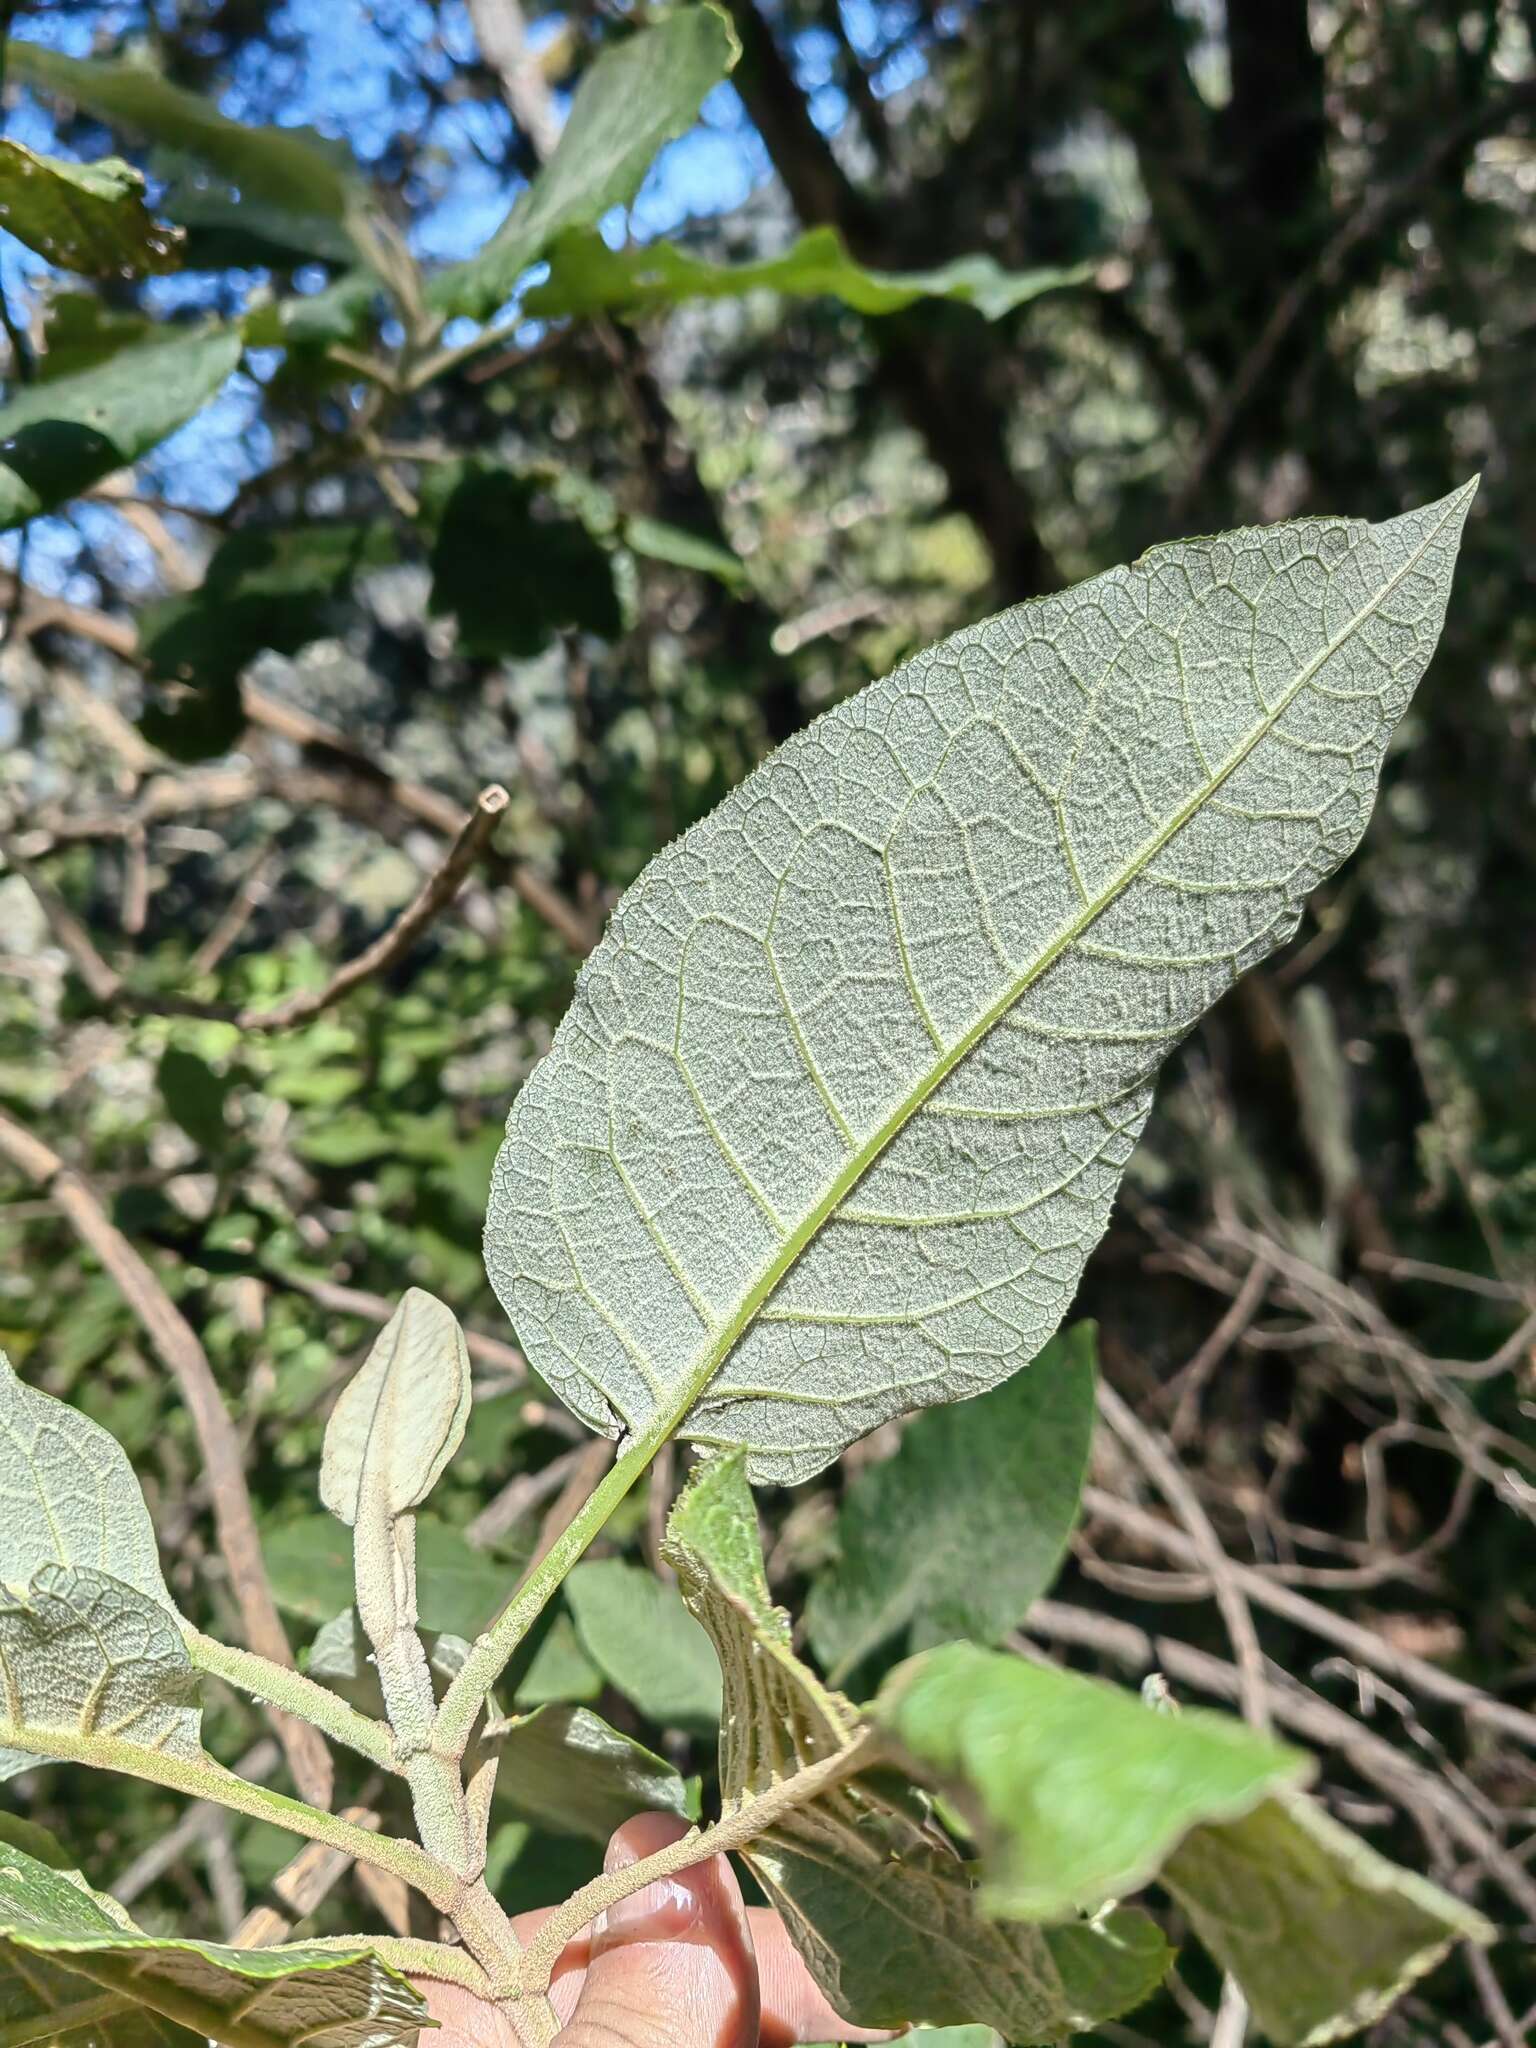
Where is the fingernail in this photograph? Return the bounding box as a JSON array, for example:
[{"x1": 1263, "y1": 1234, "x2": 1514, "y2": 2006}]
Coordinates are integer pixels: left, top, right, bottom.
[{"x1": 595, "y1": 1873, "x2": 702, "y2": 1944}]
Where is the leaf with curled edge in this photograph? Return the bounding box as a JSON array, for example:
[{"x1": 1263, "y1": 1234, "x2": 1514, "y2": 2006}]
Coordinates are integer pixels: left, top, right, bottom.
[
  {"x1": 320, "y1": 1288, "x2": 472, "y2": 1528},
  {"x1": 662, "y1": 1453, "x2": 1172, "y2": 2041},
  {"x1": 485, "y1": 486, "x2": 1476, "y2": 1482},
  {"x1": 1161, "y1": 1791, "x2": 1493, "y2": 2046},
  {"x1": 0, "y1": 142, "x2": 182, "y2": 276},
  {"x1": 0, "y1": 1562, "x2": 204, "y2": 1774},
  {"x1": 875, "y1": 1644, "x2": 1488, "y2": 2043},
  {"x1": 0, "y1": 1838, "x2": 427, "y2": 2048}
]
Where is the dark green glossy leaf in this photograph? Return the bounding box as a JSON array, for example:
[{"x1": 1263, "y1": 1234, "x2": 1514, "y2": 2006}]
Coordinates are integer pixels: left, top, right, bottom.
[
  {"x1": 0, "y1": 143, "x2": 181, "y2": 276},
  {"x1": 486, "y1": 1702, "x2": 690, "y2": 1840},
  {"x1": 0, "y1": 326, "x2": 241, "y2": 531},
  {"x1": 8, "y1": 43, "x2": 358, "y2": 222},
  {"x1": 265, "y1": 1513, "x2": 510, "y2": 1640}
]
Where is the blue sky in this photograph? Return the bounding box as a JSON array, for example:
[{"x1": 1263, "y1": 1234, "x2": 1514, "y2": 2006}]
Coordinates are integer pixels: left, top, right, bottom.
[{"x1": 0, "y1": 1, "x2": 940, "y2": 599}]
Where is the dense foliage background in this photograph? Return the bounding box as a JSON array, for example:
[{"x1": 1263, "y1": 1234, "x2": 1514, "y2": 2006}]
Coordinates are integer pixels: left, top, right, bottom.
[{"x1": 2, "y1": 2, "x2": 1534, "y2": 2042}]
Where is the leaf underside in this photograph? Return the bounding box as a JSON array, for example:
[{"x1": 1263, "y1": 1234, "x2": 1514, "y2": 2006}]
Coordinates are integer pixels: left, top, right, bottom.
[
  {"x1": 0, "y1": 1842, "x2": 425, "y2": 2048},
  {"x1": 486, "y1": 486, "x2": 1475, "y2": 1480}
]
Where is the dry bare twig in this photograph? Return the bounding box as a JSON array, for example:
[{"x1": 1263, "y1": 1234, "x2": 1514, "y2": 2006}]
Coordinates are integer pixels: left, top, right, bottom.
[{"x1": 3, "y1": 787, "x2": 511, "y2": 1033}]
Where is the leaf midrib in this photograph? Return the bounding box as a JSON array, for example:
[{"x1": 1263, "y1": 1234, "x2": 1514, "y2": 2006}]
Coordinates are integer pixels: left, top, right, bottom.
[{"x1": 659, "y1": 494, "x2": 1463, "y2": 1439}]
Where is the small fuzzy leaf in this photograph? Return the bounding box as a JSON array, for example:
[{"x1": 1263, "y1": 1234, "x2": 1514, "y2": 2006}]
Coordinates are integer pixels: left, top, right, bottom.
[
  {"x1": 0, "y1": 1839, "x2": 426, "y2": 2048},
  {"x1": 1163, "y1": 1791, "x2": 1494, "y2": 2046},
  {"x1": 664, "y1": 1454, "x2": 1171, "y2": 2040},
  {"x1": 0, "y1": 1563, "x2": 203, "y2": 1769},
  {"x1": 432, "y1": 5, "x2": 739, "y2": 320},
  {"x1": 320, "y1": 1288, "x2": 472, "y2": 1527},
  {"x1": 806, "y1": 1322, "x2": 1096, "y2": 1682},
  {"x1": 0, "y1": 325, "x2": 242, "y2": 531},
  {"x1": 485, "y1": 1702, "x2": 690, "y2": 1841},
  {"x1": 528, "y1": 224, "x2": 1091, "y2": 323},
  {"x1": 873, "y1": 1641, "x2": 1308, "y2": 1920},
  {"x1": 0, "y1": 142, "x2": 182, "y2": 275},
  {"x1": 564, "y1": 1559, "x2": 722, "y2": 1729},
  {"x1": 0, "y1": 1352, "x2": 177, "y2": 1614}
]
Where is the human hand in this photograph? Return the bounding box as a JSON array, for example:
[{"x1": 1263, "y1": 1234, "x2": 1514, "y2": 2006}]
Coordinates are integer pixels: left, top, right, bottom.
[{"x1": 415, "y1": 1811, "x2": 899, "y2": 2048}]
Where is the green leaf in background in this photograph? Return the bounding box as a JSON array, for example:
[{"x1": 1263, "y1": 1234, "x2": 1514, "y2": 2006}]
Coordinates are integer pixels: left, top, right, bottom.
[
  {"x1": 432, "y1": 4, "x2": 740, "y2": 319},
  {"x1": 624, "y1": 513, "x2": 746, "y2": 588},
  {"x1": 138, "y1": 520, "x2": 393, "y2": 759},
  {"x1": 485, "y1": 1702, "x2": 690, "y2": 1840},
  {"x1": 265, "y1": 1513, "x2": 510, "y2": 1640},
  {"x1": 874, "y1": 1641, "x2": 1307, "y2": 1920},
  {"x1": 156, "y1": 1044, "x2": 232, "y2": 1155},
  {"x1": 36, "y1": 293, "x2": 162, "y2": 381},
  {"x1": 806, "y1": 1322, "x2": 1096, "y2": 1683},
  {"x1": 0, "y1": 325, "x2": 242, "y2": 532},
  {"x1": 1163, "y1": 1792, "x2": 1494, "y2": 2047},
  {"x1": 564, "y1": 1558, "x2": 722, "y2": 1728},
  {"x1": 485, "y1": 486, "x2": 1476, "y2": 1483},
  {"x1": 664, "y1": 1454, "x2": 1172, "y2": 2041},
  {"x1": 0, "y1": 143, "x2": 182, "y2": 276},
  {"x1": 0, "y1": 1351, "x2": 180, "y2": 1614},
  {"x1": 8, "y1": 41, "x2": 358, "y2": 223},
  {"x1": 0, "y1": 1840, "x2": 426, "y2": 2048},
  {"x1": 243, "y1": 270, "x2": 384, "y2": 349},
  {"x1": 528, "y1": 225, "x2": 1093, "y2": 324},
  {"x1": 425, "y1": 465, "x2": 621, "y2": 659},
  {"x1": 510, "y1": 1613, "x2": 604, "y2": 1709}
]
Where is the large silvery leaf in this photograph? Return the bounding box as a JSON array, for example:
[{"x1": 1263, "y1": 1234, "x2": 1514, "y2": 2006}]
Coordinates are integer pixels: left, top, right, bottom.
[
  {"x1": 806, "y1": 1322, "x2": 1096, "y2": 1683},
  {"x1": 663, "y1": 1455, "x2": 1172, "y2": 2041},
  {"x1": 0, "y1": 1840, "x2": 426, "y2": 2048},
  {"x1": 0, "y1": 1563, "x2": 203, "y2": 1771},
  {"x1": 320, "y1": 1288, "x2": 472, "y2": 1526},
  {"x1": 1162, "y1": 1793, "x2": 1494, "y2": 2046},
  {"x1": 0, "y1": 1351, "x2": 176, "y2": 1611},
  {"x1": 486, "y1": 486, "x2": 1475, "y2": 1480}
]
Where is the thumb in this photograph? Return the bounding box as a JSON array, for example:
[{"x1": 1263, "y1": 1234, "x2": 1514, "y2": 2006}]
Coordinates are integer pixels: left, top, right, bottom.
[{"x1": 555, "y1": 1812, "x2": 760, "y2": 2048}]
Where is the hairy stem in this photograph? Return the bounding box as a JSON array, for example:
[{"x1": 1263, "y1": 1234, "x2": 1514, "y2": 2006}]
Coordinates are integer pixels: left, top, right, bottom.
[
  {"x1": 514, "y1": 1736, "x2": 876, "y2": 1994},
  {"x1": 0, "y1": 1723, "x2": 455, "y2": 1909},
  {"x1": 186, "y1": 1628, "x2": 397, "y2": 1773},
  {"x1": 292, "y1": 1936, "x2": 492, "y2": 1994},
  {"x1": 434, "y1": 1428, "x2": 660, "y2": 1756}
]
